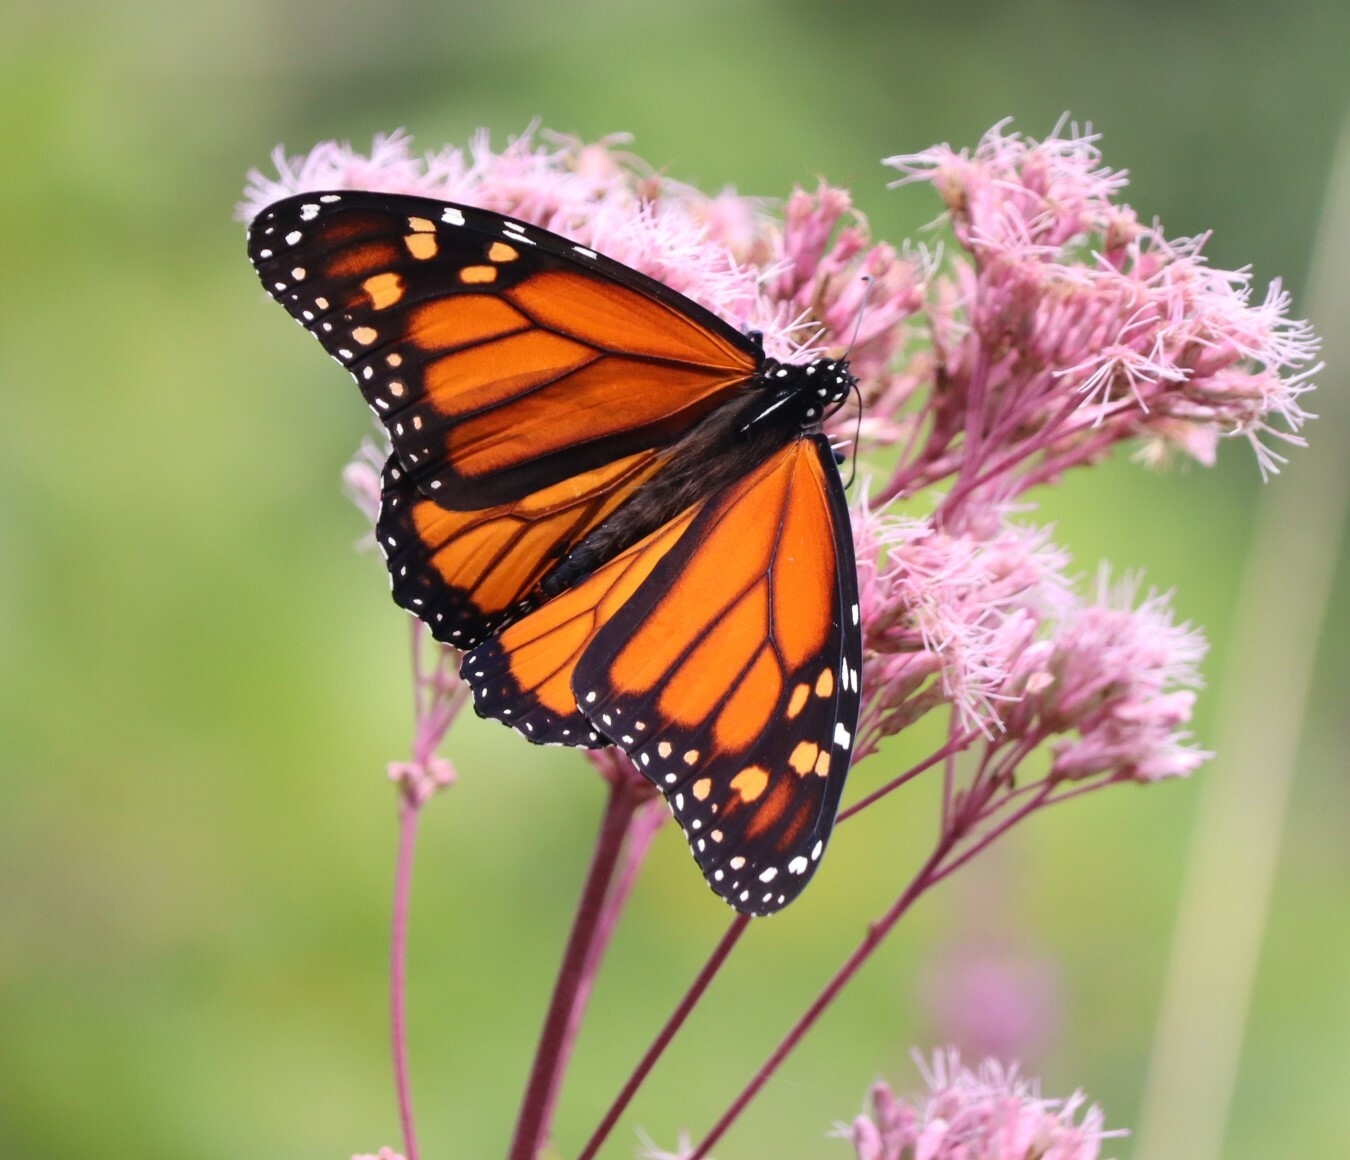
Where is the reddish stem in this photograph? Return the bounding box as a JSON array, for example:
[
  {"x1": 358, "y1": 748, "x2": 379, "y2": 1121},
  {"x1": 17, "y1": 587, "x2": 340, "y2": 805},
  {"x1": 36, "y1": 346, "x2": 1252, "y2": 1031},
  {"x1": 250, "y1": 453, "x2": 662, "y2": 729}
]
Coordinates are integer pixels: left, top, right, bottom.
[
  {"x1": 508, "y1": 777, "x2": 644, "y2": 1160},
  {"x1": 550, "y1": 793, "x2": 666, "y2": 1128},
  {"x1": 688, "y1": 838, "x2": 956, "y2": 1159},
  {"x1": 949, "y1": 340, "x2": 993, "y2": 508},
  {"x1": 391, "y1": 794, "x2": 422, "y2": 1160},
  {"x1": 837, "y1": 731, "x2": 977, "y2": 822},
  {"x1": 577, "y1": 914, "x2": 752, "y2": 1160},
  {"x1": 578, "y1": 727, "x2": 984, "y2": 1155}
]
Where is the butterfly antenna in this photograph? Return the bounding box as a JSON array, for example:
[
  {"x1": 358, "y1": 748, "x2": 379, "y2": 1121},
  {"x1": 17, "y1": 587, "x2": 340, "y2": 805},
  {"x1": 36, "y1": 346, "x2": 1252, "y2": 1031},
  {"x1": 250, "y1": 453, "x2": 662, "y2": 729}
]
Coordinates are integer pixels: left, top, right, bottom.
[
  {"x1": 841, "y1": 274, "x2": 874, "y2": 361},
  {"x1": 837, "y1": 275, "x2": 873, "y2": 489}
]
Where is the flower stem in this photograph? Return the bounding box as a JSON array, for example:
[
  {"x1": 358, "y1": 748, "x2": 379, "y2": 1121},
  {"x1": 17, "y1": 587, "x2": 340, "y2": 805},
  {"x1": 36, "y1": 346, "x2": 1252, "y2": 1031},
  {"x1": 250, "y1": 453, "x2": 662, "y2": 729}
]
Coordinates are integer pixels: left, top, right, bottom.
[
  {"x1": 689, "y1": 839, "x2": 954, "y2": 1159},
  {"x1": 391, "y1": 793, "x2": 422, "y2": 1160},
  {"x1": 578, "y1": 914, "x2": 752, "y2": 1160},
  {"x1": 508, "y1": 776, "x2": 645, "y2": 1160}
]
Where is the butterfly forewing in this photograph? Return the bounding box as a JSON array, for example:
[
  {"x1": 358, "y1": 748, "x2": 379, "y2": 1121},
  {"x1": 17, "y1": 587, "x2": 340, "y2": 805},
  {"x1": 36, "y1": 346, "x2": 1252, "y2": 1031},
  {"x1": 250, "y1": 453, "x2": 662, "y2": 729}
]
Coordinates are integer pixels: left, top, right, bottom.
[
  {"x1": 248, "y1": 192, "x2": 759, "y2": 509},
  {"x1": 571, "y1": 437, "x2": 861, "y2": 914}
]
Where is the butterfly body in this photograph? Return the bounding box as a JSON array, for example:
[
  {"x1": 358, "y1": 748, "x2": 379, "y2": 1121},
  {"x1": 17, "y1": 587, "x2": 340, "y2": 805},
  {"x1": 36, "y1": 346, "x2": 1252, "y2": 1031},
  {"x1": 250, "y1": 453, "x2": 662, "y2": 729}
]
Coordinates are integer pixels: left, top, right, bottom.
[{"x1": 249, "y1": 189, "x2": 862, "y2": 914}]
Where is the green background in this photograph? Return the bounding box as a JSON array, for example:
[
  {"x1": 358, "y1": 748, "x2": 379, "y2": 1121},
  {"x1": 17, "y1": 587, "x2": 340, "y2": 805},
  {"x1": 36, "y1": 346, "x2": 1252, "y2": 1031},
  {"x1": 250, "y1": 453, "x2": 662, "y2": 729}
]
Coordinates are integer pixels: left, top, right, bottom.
[{"x1": 3, "y1": 1, "x2": 1348, "y2": 1157}]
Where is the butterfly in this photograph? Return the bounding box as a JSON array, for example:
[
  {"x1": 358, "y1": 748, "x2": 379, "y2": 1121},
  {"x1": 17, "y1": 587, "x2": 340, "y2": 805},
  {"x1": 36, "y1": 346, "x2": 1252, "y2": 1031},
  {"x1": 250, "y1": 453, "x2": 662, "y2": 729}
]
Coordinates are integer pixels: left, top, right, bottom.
[{"x1": 248, "y1": 190, "x2": 862, "y2": 915}]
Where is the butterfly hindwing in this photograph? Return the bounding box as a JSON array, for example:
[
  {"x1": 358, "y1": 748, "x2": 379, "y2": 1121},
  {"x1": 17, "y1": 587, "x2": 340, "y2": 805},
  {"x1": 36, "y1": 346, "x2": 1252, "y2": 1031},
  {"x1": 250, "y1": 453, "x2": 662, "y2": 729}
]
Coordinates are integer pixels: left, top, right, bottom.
[
  {"x1": 570, "y1": 436, "x2": 861, "y2": 914},
  {"x1": 377, "y1": 447, "x2": 666, "y2": 648},
  {"x1": 460, "y1": 501, "x2": 704, "y2": 746},
  {"x1": 248, "y1": 191, "x2": 759, "y2": 510}
]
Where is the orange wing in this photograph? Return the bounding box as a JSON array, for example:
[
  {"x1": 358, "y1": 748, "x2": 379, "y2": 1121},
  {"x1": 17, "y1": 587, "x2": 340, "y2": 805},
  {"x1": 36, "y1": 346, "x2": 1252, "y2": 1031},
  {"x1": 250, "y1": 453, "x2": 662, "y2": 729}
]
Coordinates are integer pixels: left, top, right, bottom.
[
  {"x1": 461, "y1": 504, "x2": 702, "y2": 745},
  {"x1": 248, "y1": 192, "x2": 759, "y2": 511},
  {"x1": 377, "y1": 447, "x2": 666, "y2": 647},
  {"x1": 462, "y1": 436, "x2": 862, "y2": 913}
]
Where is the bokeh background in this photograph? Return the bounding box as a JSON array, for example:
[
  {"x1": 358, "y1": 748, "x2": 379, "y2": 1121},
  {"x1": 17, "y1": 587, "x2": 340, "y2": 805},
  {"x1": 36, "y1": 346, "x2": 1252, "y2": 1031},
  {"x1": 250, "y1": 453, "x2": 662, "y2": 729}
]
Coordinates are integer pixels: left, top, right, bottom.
[{"x1": 3, "y1": 1, "x2": 1348, "y2": 1157}]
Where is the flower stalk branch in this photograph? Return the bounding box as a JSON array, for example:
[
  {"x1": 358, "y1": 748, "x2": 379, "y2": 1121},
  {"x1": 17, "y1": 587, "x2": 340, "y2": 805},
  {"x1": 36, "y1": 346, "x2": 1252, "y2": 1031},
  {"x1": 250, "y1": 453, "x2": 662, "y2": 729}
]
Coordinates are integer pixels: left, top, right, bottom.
[{"x1": 508, "y1": 767, "x2": 655, "y2": 1160}]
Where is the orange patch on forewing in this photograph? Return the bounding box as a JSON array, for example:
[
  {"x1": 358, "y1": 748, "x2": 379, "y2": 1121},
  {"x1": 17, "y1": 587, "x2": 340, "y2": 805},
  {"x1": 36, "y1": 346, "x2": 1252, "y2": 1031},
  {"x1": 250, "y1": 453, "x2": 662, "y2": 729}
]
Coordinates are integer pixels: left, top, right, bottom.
[
  {"x1": 407, "y1": 216, "x2": 435, "y2": 233},
  {"x1": 789, "y1": 740, "x2": 819, "y2": 776},
  {"x1": 771, "y1": 445, "x2": 837, "y2": 669},
  {"x1": 591, "y1": 511, "x2": 695, "y2": 621},
  {"x1": 426, "y1": 330, "x2": 595, "y2": 420},
  {"x1": 763, "y1": 796, "x2": 815, "y2": 847},
  {"x1": 459, "y1": 265, "x2": 497, "y2": 284},
  {"x1": 813, "y1": 749, "x2": 831, "y2": 777},
  {"x1": 326, "y1": 240, "x2": 402, "y2": 280},
  {"x1": 405, "y1": 232, "x2": 438, "y2": 260},
  {"x1": 815, "y1": 667, "x2": 835, "y2": 699},
  {"x1": 362, "y1": 272, "x2": 404, "y2": 309},
  {"x1": 488, "y1": 241, "x2": 519, "y2": 262},
  {"x1": 786, "y1": 682, "x2": 811, "y2": 719},
  {"x1": 443, "y1": 352, "x2": 736, "y2": 479},
  {"x1": 407, "y1": 295, "x2": 529, "y2": 352},
  {"x1": 352, "y1": 326, "x2": 377, "y2": 345},
  {"x1": 692, "y1": 778, "x2": 712, "y2": 801},
  {"x1": 730, "y1": 766, "x2": 769, "y2": 803},
  {"x1": 506, "y1": 269, "x2": 755, "y2": 370}
]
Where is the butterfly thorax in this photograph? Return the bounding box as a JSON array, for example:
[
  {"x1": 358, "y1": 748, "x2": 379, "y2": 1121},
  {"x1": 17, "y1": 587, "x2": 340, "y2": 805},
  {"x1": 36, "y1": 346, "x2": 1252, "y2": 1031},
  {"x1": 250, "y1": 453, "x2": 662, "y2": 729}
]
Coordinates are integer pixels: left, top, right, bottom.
[
  {"x1": 540, "y1": 356, "x2": 855, "y2": 597},
  {"x1": 745, "y1": 357, "x2": 855, "y2": 432}
]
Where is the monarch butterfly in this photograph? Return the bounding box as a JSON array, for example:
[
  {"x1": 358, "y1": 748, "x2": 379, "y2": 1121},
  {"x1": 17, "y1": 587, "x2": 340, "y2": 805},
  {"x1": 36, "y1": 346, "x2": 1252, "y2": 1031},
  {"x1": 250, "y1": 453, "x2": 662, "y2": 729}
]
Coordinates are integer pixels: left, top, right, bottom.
[{"x1": 248, "y1": 190, "x2": 862, "y2": 914}]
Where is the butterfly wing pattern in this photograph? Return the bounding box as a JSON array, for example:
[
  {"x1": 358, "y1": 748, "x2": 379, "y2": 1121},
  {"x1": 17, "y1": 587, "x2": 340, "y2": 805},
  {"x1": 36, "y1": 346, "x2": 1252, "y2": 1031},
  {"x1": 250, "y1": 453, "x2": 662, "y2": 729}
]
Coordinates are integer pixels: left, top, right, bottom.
[{"x1": 249, "y1": 189, "x2": 862, "y2": 914}]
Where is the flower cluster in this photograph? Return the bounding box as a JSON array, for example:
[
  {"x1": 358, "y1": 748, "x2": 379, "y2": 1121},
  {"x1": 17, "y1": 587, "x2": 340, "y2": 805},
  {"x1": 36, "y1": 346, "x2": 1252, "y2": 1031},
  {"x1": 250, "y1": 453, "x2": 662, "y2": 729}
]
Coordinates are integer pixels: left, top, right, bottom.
[
  {"x1": 847, "y1": 1050, "x2": 1118, "y2": 1160},
  {"x1": 880, "y1": 119, "x2": 1319, "y2": 511}
]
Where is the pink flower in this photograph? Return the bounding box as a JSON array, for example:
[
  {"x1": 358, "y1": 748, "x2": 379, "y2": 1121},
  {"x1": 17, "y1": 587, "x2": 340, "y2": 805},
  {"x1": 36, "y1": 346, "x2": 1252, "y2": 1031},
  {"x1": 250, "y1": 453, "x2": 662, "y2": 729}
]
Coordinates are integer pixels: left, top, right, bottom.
[
  {"x1": 1017, "y1": 573, "x2": 1210, "y2": 784},
  {"x1": 845, "y1": 1050, "x2": 1120, "y2": 1160},
  {"x1": 881, "y1": 119, "x2": 1318, "y2": 511},
  {"x1": 854, "y1": 506, "x2": 1072, "y2": 750},
  {"x1": 342, "y1": 436, "x2": 387, "y2": 528}
]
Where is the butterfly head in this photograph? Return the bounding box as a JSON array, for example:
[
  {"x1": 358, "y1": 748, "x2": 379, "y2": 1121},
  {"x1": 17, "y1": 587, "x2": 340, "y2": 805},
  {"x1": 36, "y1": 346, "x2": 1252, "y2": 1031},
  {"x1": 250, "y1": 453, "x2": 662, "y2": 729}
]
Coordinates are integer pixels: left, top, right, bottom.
[{"x1": 809, "y1": 358, "x2": 856, "y2": 411}]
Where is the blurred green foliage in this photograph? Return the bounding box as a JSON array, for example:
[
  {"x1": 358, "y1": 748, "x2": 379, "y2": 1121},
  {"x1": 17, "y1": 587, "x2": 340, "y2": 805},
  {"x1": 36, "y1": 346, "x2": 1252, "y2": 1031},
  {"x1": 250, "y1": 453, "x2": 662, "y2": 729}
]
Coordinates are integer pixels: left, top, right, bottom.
[{"x1": 2, "y1": 1, "x2": 1347, "y2": 1157}]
